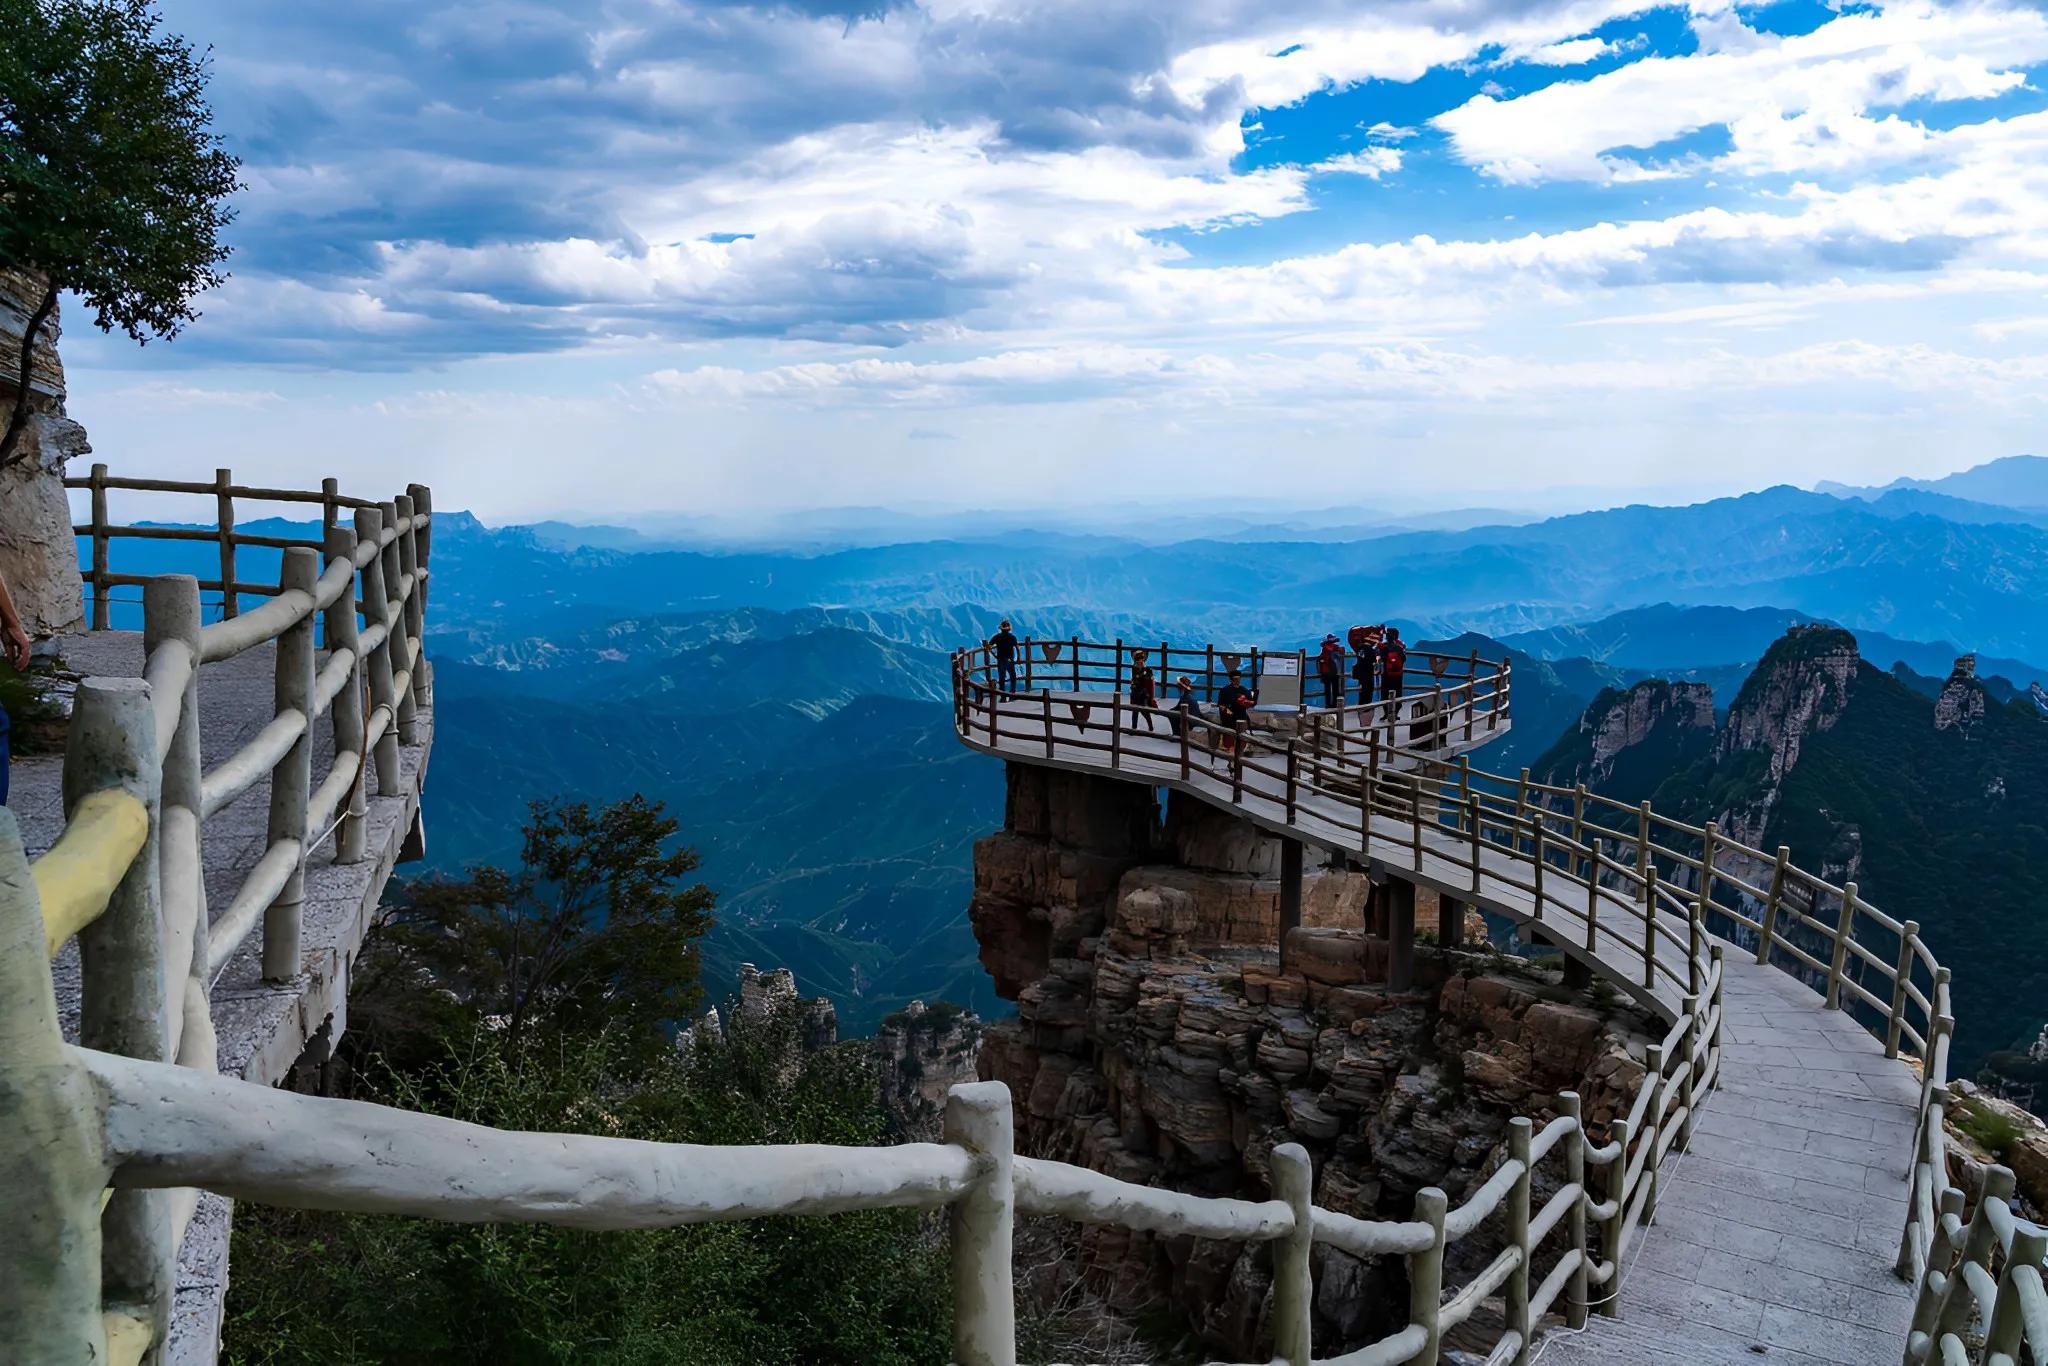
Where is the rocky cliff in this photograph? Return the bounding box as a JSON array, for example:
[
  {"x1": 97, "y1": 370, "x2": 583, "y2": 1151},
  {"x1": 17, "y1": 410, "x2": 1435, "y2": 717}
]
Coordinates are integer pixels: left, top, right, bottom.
[
  {"x1": 687, "y1": 963, "x2": 982, "y2": 1139},
  {"x1": 971, "y1": 764, "x2": 1651, "y2": 1358},
  {"x1": 1531, "y1": 678, "x2": 1714, "y2": 806},
  {"x1": 0, "y1": 268, "x2": 88, "y2": 637},
  {"x1": 1536, "y1": 625, "x2": 2048, "y2": 1104}
]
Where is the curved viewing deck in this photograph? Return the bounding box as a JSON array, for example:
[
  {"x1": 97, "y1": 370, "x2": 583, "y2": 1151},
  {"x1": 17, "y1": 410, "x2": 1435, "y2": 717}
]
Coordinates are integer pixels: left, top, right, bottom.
[{"x1": 1, "y1": 490, "x2": 2041, "y2": 1366}]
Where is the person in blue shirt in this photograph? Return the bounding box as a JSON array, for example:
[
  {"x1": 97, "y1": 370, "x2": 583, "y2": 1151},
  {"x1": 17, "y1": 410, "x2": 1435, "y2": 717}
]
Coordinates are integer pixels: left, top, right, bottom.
[{"x1": 0, "y1": 570, "x2": 32, "y2": 807}]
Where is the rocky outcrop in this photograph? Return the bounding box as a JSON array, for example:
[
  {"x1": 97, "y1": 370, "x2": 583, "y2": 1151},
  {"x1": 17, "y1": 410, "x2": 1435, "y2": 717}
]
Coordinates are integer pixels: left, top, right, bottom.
[
  {"x1": 874, "y1": 999, "x2": 982, "y2": 1140},
  {"x1": 1534, "y1": 679, "x2": 1715, "y2": 806},
  {"x1": 0, "y1": 268, "x2": 87, "y2": 637},
  {"x1": 738, "y1": 962, "x2": 839, "y2": 1050},
  {"x1": 1715, "y1": 626, "x2": 1858, "y2": 833},
  {"x1": 1933, "y1": 656, "x2": 1987, "y2": 737},
  {"x1": 972, "y1": 763, "x2": 1653, "y2": 1358}
]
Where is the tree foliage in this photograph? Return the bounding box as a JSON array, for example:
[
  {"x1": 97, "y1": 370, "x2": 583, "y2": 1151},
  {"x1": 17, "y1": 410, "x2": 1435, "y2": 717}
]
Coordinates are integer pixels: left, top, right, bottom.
[
  {"x1": 374, "y1": 796, "x2": 717, "y2": 1060},
  {"x1": 225, "y1": 794, "x2": 951, "y2": 1364},
  {"x1": 0, "y1": 0, "x2": 239, "y2": 465}
]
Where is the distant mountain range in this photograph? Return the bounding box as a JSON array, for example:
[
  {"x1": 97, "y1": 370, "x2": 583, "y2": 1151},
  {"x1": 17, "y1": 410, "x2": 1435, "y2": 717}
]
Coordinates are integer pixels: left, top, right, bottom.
[
  {"x1": 1816, "y1": 453, "x2": 2048, "y2": 509},
  {"x1": 82, "y1": 456, "x2": 2048, "y2": 1043}
]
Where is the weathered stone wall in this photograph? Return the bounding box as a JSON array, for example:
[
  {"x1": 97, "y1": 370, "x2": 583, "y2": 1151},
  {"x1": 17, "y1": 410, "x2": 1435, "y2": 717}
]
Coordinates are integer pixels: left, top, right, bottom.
[
  {"x1": 971, "y1": 763, "x2": 1652, "y2": 1358},
  {"x1": 0, "y1": 269, "x2": 88, "y2": 637}
]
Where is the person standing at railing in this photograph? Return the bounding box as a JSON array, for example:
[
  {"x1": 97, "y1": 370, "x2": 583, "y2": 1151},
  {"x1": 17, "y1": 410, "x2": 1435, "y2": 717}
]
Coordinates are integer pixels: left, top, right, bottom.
[
  {"x1": 1316, "y1": 633, "x2": 1345, "y2": 709},
  {"x1": 1217, "y1": 666, "x2": 1256, "y2": 753},
  {"x1": 1348, "y1": 623, "x2": 1382, "y2": 705},
  {"x1": 1168, "y1": 674, "x2": 1199, "y2": 739},
  {"x1": 1128, "y1": 648, "x2": 1159, "y2": 731},
  {"x1": 988, "y1": 618, "x2": 1019, "y2": 696},
  {"x1": 1379, "y1": 627, "x2": 1408, "y2": 703},
  {"x1": 0, "y1": 568, "x2": 31, "y2": 806}
]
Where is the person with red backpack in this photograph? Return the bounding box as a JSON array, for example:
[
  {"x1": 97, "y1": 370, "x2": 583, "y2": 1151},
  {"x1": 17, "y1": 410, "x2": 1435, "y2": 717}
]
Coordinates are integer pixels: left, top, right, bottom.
[
  {"x1": 1379, "y1": 627, "x2": 1408, "y2": 702},
  {"x1": 1315, "y1": 633, "x2": 1344, "y2": 709}
]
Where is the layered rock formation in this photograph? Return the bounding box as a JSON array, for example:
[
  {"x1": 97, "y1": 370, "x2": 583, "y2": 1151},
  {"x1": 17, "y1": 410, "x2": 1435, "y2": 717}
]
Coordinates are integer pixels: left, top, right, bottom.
[
  {"x1": 1933, "y1": 655, "x2": 1987, "y2": 736},
  {"x1": 874, "y1": 999, "x2": 983, "y2": 1139},
  {"x1": 0, "y1": 268, "x2": 88, "y2": 637},
  {"x1": 971, "y1": 763, "x2": 1651, "y2": 1357},
  {"x1": 1532, "y1": 678, "x2": 1714, "y2": 806}
]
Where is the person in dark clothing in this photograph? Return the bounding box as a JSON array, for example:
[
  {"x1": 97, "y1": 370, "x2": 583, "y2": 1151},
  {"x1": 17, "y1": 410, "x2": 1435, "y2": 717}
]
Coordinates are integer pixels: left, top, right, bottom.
[
  {"x1": 1217, "y1": 667, "x2": 1257, "y2": 752},
  {"x1": 1348, "y1": 624, "x2": 1380, "y2": 706},
  {"x1": 1379, "y1": 627, "x2": 1408, "y2": 702},
  {"x1": 988, "y1": 619, "x2": 1019, "y2": 696},
  {"x1": 1128, "y1": 649, "x2": 1159, "y2": 731},
  {"x1": 1167, "y1": 674, "x2": 1198, "y2": 738},
  {"x1": 0, "y1": 569, "x2": 31, "y2": 806},
  {"x1": 1316, "y1": 633, "x2": 1344, "y2": 709}
]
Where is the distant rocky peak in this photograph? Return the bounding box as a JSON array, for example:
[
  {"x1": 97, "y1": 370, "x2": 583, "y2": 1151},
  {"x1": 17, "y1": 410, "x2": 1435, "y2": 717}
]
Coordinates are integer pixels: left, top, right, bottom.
[
  {"x1": 1934, "y1": 655, "x2": 1988, "y2": 737},
  {"x1": 1718, "y1": 624, "x2": 1859, "y2": 777},
  {"x1": 1583, "y1": 680, "x2": 1713, "y2": 774}
]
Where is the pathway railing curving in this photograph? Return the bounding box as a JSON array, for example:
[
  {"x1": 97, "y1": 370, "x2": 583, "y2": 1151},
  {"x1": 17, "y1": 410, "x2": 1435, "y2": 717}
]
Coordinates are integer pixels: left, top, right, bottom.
[{"x1": 2, "y1": 552, "x2": 2040, "y2": 1366}]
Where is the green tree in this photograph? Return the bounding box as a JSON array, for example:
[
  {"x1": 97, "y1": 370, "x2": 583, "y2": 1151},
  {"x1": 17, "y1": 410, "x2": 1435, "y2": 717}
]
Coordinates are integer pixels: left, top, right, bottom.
[
  {"x1": 0, "y1": 0, "x2": 239, "y2": 467},
  {"x1": 376, "y1": 796, "x2": 717, "y2": 1059}
]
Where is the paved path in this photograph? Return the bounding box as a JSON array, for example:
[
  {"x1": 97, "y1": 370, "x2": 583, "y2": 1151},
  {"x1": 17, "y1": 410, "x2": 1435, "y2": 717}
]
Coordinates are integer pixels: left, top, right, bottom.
[
  {"x1": 962, "y1": 689, "x2": 1919, "y2": 1365},
  {"x1": 16, "y1": 629, "x2": 432, "y2": 1363}
]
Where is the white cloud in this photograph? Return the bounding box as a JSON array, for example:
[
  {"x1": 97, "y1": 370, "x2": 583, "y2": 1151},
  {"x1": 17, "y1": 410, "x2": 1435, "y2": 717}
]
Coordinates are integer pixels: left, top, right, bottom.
[{"x1": 1433, "y1": 1, "x2": 2048, "y2": 184}]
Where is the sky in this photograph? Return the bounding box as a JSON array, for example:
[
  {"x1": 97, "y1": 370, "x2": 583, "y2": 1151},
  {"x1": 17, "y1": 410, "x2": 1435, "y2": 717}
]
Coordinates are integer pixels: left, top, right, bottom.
[{"x1": 52, "y1": 0, "x2": 2048, "y2": 525}]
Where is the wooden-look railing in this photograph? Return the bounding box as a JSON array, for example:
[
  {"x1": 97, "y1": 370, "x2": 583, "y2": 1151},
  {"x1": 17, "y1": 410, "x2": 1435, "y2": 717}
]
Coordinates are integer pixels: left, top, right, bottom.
[
  {"x1": 944, "y1": 640, "x2": 2044, "y2": 1366},
  {"x1": 0, "y1": 473, "x2": 432, "y2": 1366},
  {"x1": 955, "y1": 634, "x2": 1513, "y2": 760},
  {"x1": 67, "y1": 464, "x2": 398, "y2": 626}
]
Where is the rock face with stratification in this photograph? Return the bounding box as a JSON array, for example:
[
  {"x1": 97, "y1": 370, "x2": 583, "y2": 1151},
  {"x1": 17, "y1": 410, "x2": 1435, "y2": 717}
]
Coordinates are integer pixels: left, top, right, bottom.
[
  {"x1": 873, "y1": 999, "x2": 983, "y2": 1140},
  {"x1": 970, "y1": 762, "x2": 1651, "y2": 1358},
  {"x1": 0, "y1": 268, "x2": 87, "y2": 636}
]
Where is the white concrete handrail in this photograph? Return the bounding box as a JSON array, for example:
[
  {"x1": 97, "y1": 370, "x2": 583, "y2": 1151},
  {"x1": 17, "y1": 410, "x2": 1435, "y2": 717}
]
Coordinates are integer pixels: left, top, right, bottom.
[{"x1": 0, "y1": 472, "x2": 436, "y2": 1366}]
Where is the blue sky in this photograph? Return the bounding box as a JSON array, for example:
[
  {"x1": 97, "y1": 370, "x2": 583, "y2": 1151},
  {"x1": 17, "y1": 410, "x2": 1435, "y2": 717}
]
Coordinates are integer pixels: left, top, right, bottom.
[{"x1": 55, "y1": 0, "x2": 2048, "y2": 523}]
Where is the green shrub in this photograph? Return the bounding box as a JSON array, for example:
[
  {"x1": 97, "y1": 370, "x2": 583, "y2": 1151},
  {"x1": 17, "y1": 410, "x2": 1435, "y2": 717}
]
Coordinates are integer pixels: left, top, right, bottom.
[{"x1": 1953, "y1": 1100, "x2": 2025, "y2": 1159}]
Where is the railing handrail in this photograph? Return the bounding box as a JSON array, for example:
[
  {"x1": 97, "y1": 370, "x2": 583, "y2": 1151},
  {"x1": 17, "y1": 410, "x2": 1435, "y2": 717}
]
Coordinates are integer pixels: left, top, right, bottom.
[
  {"x1": 0, "y1": 470, "x2": 435, "y2": 1366},
  {"x1": 947, "y1": 640, "x2": 2036, "y2": 1366}
]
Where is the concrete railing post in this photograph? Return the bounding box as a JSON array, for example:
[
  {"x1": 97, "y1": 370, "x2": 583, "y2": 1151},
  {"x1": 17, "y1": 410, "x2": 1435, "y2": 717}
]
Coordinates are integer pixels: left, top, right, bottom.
[
  {"x1": 89, "y1": 461, "x2": 111, "y2": 629},
  {"x1": 214, "y1": 467, "x2": 237, "y2": 619},
  {"x1": 1886, "y1": 920, "x2": 1919, "y2": 1060},
  {"x1": 1934, "y1": 1166, "x2": 2015, "y2": 1342},
  {"x1": 1825, "y1": 881, "x2": 1858, "y2": 1010},
  {"x1": 1596, "y1": 1115, "x2": 1628, "y2": 1318},
  {"x1": 1559, "y1": 1092, "x2": 1589, "y2": 1330},
  {"x1": 324, "y1": 525, "x2": 369, "y2": 864},
  {"x1": 1641, "y1": 866, "x2": 1660, "y2": 990},
  {"x1": 354, "y1": 508, "x2": 402, "y2": 795},
  {"x1": 67, "y1": 677, "x2": 173, "y2": 1351},
  {"x1": 1708, "y1": 945, "x2": 1725, "y2": 1092},
  {"x1": 1679, "y1": 995, "x2": 1700, "y2": 1153},
  {"x1": 379, "y1": 499, "x2": 418, "y2": 746},
  {"x1": 395, "y1": 492, "x2": 426, "y2": 710},
  {"x1": 1984, "y1": 1225, "x2": 2047, "y2": 1362},
  {"x1": 1409, "y1": 1187, "x2": 1448, "y2": 1366},
  {"x1": 1506, "y1": 1116, "x2": 1533, "y2": 1364},
  {"x1": 1270, "y1": 1142, "x2": 1314, "y2": 1366},
  {"x1": 1908, "y1": 1186, "x2": 1966, "y2": 1341},
  {"x1": 143, "y1": 575, "x2": 212, "y2": 1071},
  {"x1": 1643, "y1": 1044, "x2": 1665, "y2": 1226},
  {"x1": 0, "y1": 810, "x2": 114, "y2": 1362},
  {"x1": 945, "y1": 1081, "x2": 1016, "y2": 1366},
  {"x1": 1757, "y1": 845, "x2": 1789, "y2": 965},
  {"x1": 262, "y1": 547, "x2": 317, "y2": 982}
]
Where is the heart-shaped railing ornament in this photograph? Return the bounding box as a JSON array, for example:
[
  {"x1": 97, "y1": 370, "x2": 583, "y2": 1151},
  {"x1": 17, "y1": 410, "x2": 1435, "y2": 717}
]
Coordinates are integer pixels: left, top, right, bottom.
[
  {"x1": 1041, "y1": 642, "x2": 1064, "y2": 663},
  {"x1": 1220, "y1": 653, "x2": 1240, "y2": 672},
  {"x1": 1067, "y1": 702, "x2": 1091, "y2": 730}
]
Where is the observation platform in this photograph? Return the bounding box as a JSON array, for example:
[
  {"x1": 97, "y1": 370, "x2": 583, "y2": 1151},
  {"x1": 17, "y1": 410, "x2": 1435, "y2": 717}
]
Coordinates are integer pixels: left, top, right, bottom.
[
  {"x1": 15, "y1": 630, "x2": 432, "y2": 1363},
  {"x1": 953, "y1": 646, "x2": 1922, "y2": 1365}
]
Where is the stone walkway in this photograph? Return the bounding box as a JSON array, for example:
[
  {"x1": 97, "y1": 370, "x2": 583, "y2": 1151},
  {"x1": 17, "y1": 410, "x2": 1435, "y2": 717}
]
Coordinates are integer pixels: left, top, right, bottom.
[
  {"x1": 962, "y1": 689, "x2": 1919, "y2": 1364},
  {"x1": 16, "y1": 629, "x2": 432, "y2": 1363},
  {"x1": 1538, "y1": 954, "x2": 1916, "y2": 1364}
]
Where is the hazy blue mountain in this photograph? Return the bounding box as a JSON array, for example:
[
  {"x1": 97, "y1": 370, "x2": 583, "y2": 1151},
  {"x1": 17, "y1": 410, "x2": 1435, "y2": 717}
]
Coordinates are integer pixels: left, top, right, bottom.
[
  {"x1": 1501, "y1": 603, "x2": 2048, "y2": 690},
  {"x1": 1817, "y1": 454, "x2": 2048, "y2": 509}
]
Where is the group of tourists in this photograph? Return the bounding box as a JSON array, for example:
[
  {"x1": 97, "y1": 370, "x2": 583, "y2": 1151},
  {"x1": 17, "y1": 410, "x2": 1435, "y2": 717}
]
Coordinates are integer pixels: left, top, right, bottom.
[
  {"x1": 1316, "y1": 625, "x2": 1407, "y2": 709},
  {"x1": 980, "y1": 618, "x2": 1408, "y2": 750}
]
